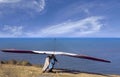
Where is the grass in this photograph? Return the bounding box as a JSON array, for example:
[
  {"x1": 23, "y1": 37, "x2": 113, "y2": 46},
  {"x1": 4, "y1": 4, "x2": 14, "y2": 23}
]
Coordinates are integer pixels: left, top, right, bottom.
[
  {"x1": 0, "y1": 64, "x2": 42, "y2": 77},
  {"x1": 0, "y1": 60, "x2": 119, "y2": 77}
]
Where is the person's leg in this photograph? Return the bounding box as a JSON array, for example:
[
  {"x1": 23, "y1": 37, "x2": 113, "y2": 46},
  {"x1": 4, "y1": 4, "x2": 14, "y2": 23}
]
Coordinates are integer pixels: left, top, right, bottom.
[{"x1": 47, "y1": 63, "x2": 53, "y2": 72}]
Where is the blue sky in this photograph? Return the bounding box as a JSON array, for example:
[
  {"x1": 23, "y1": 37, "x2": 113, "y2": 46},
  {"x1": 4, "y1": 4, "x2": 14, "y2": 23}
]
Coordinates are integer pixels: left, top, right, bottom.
[{"x1": 0, "y1": 0, "x2": 120, "y2": 37}]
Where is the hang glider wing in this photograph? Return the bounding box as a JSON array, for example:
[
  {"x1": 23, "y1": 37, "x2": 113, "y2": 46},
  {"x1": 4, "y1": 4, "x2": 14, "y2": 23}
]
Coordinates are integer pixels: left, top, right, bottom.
[
  {"x1": 1, "y1": 49, "x2": 111, "y2": 63},
  {"x1": 1, "y1": 49, "x2": 38, "y2": 54}
]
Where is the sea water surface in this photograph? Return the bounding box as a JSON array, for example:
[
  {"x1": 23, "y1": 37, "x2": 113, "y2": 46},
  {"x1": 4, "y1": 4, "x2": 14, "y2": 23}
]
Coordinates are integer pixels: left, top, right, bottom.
[{"x1": 0, "y1": 38, "x2": 120, "y2": 74}]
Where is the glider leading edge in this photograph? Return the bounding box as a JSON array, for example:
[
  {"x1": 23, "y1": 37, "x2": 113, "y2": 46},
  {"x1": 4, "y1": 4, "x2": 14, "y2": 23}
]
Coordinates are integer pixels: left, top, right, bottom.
[{"x1": 1, "y1": 49, "x2": 111, "y2": 72}]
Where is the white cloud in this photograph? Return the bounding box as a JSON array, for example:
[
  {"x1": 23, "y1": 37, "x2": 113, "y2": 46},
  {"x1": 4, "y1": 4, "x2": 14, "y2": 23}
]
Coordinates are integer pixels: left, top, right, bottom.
[
  {"x1": 55, "y1": 1, "x2": 105, "y2": 22},
  {"x1": 33, "y1": 0, "x2": 45, "y2": 12},
  {"x1": 27, "y1": 16, "x2": 104, "y2": 37},
  {"x1": 0, "y1": 0, "x2": 46, "y2": 16},
  {"x1": 0, "y1": 0, "x2": 20, "y2": 3},
  {"x1": 0, "y1": 25, "x2": 24, "y2": 37},
  {"x1": 0, "y1": 16, "x2": 104, "y2": 37}
]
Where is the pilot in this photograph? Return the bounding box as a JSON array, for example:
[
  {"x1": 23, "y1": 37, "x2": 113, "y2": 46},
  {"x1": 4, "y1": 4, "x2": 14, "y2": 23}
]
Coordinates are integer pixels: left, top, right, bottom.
[{"x1": 42, "y1": 54, "x2": 58, "y2": 73}]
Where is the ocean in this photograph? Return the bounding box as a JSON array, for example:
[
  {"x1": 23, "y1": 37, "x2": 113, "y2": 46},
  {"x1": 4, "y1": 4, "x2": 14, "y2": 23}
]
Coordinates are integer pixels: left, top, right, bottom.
[{"x1": 0, "y1": 38, "x2": 120, "y2": 74}]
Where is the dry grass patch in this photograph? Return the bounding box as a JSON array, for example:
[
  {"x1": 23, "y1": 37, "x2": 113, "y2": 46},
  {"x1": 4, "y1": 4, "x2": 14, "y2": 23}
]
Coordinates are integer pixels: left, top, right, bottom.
[
  {"x1": 0, "y1": 64, "x2": 42, "y2": 77},
  {"x1": 0, "y1": 63, "x2": 119, "y2": 77}
]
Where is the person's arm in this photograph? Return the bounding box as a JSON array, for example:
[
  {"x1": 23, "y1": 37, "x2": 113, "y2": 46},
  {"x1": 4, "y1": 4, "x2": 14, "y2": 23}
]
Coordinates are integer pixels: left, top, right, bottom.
[{"x1": 53, "y1": 56, "x2": 58, "y2": 62}]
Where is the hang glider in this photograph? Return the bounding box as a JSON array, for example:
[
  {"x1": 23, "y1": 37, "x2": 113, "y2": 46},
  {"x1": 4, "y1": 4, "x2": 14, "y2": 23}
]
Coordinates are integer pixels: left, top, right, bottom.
[{"x1": 1, "y1": 49, "x2": 111, "y2": 63}]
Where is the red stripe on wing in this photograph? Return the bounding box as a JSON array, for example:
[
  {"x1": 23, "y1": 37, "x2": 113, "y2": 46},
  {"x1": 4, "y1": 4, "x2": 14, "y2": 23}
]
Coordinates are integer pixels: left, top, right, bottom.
[
  {"x1": 1, "y1": 49, "x2": 37, "y2": 54},
  {"x1": 62, "y1": 54, "x2": 111, "y2": 63}
]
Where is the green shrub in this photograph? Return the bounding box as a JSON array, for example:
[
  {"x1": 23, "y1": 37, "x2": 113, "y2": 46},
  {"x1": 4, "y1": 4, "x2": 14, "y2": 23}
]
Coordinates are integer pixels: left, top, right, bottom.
[
  {"x1": 17, "y1": 60, "x2": 32, "y2": 66},
  {"x1": 7, "y1": 59, "x2": 17, "y2": 65},
  {"x1": 0, "y1": 59, "x2": 44, "y2": 68},
  {"x1": 0, "y1": 60, "x2": 5, "y2": 64}
]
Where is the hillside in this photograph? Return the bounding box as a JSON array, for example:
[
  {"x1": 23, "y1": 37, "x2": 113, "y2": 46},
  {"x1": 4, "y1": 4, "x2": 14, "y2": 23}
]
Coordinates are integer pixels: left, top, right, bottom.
[{"x1": 0, "y1": 64, "x2": 119, "y2": 77}]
